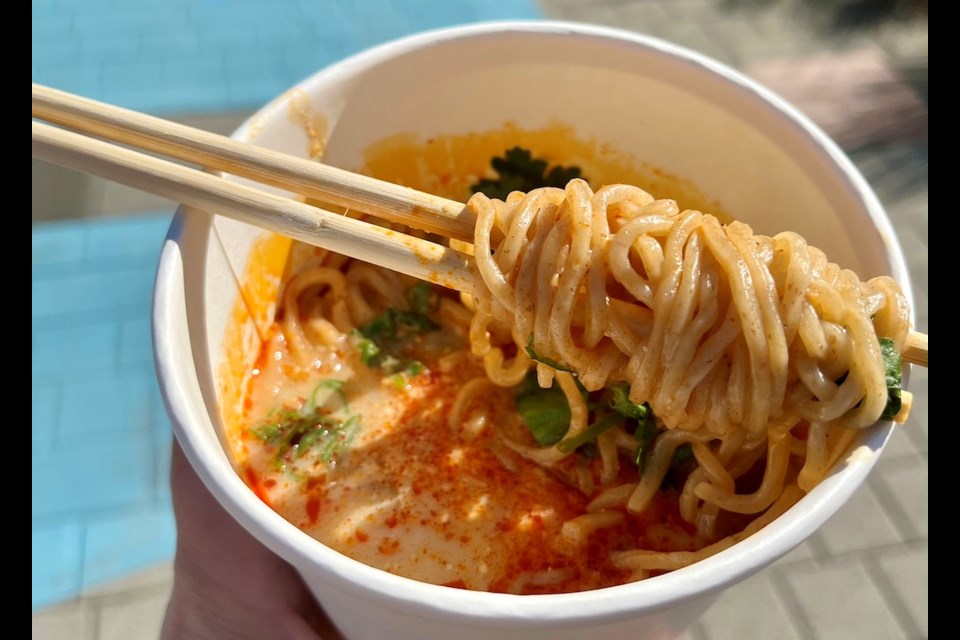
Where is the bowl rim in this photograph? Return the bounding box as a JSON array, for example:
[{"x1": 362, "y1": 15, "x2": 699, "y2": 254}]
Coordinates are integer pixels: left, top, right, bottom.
[{"x1": 153, "y1": 19, "x2": 913, "y2": 627}]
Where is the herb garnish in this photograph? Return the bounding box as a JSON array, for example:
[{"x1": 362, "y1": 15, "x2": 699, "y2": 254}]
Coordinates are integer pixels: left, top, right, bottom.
[
  {"x1": 604, "y1": 382, "x2": 659, "y2": 473},
  {"x1": 515, "y1": 373, "x2": 572, "y2": 446},
  {"x1": 525, "y1": 335, "x2": 576, "y2": 373},
  {"x1": 353, "y1": 284, "x2": 441, "y2": 376},
  {"x1": 470, "y1": 147, "x2": 585, "y2": 200},
  {"x1": 294, "y1": 415, "x2": 360, "y2": 463},
  {"x1": 355, "y1": 335, "x2": 380, "y2": 366},
  {"x1": 360, "y1": 308, "x2": 438, "y2": 344},
  {"x1": 405, "y1": 282, "x2": 440, "y2": 315},
  {"x1": 879, "y1": 337, "x2": 903, "y2": 420},
  {"x1": 509, "y1": 370, "x2": 694, "y2": 488},
  {"x1": 251, "y1": 379, "x2": 360, "y2": 467},
  {"x1": 607, "y1": 382, "x2": 653, "y2": 423},
  {"x1": 556, "y1": 413, "x2": 622, "y2": 454},
  {"x1": 514, "y1": 373, "x2": 663, "y2": 460},
  {"x1": 303, "y1": 379, "x2": 348, "y2": 415},
  {"x1": 835, "y1": 337, "x2": 904, "y2": 421},
  {"x1": 659, "y1": 443, "x2": 695, "y2": 491}
]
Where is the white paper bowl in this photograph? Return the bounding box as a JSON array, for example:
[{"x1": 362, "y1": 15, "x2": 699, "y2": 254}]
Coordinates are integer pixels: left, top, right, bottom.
[{"x1": 153, "y1": 21, "x2": 914, "y2": 640}]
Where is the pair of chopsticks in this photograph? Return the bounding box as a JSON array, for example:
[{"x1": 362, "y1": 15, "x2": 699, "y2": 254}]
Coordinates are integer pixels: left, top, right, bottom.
[
  {"x1": 32, "y1": 83, "x2": 476, "y2": 293},
  {"x1": 31, "y1": 83, "x2": 928, "y2": 367}
]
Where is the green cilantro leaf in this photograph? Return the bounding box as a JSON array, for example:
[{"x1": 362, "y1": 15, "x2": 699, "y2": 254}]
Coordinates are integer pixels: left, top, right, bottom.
[
  {"x1": 515, "y1": 373, "x2": 572, "y2": 446},
  {"x1": 835, "y1": 338, "x2": 904, "y2": 421},
  {"x1": 470, "y1": 147, "x2": 585, "y2": 200},
  {"x1": 879, "y1": 337, "x2": 903, "y2": 420},
  {"x1": 607, "y1": 382, "x2": 651, "y2": 421}
]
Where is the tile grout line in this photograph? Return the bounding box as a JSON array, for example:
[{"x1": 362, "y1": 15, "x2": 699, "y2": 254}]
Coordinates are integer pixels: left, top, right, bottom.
[
  {"x1": 861, "y1": 549, "x2": 925, "y2": 640},
  {"x1": 77, "y1": 521, "x2": 89, "y2": 606},
  {"x1": 776, "y1": 538, "x2": 927, "y2": 571},
  {"x1": 866, "y1": 457, "x2": 925, "y2": 543},
  {"x1": 802, "y1": 531, "x2": 830, "y2": 562},
  {"x1": 153, "y1": 414, "x2": 167, "y2": 509},
  {"x1": 84, "y1": 578, "x2": 174, "y2": 608},
  {"x1": 769, "y1": 538, "x2": 928, "y2": 638},
  {"x1": 90, "y1": 596, "x2": 102, "y2": 640},
  {"x1": 33, "y1": 503, "x2": 174, "y2": 531},
  {"x1": 686, "y1": 619, "x2": 708, "y2": 640},
  {"x1": 43, "y1": 382, "x2": 64, "y2": 454},
  {"x1": 769, "y1": 565, "x2": 817, "y2": 640},
  {"x1": 32, "y1": 307, "x2": 155, "y2": 333}
]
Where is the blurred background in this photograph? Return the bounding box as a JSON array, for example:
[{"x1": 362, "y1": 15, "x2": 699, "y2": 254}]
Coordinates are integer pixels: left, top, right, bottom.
[{"x1": 32, "y1": 0, "x2": 927, "y2": 638}]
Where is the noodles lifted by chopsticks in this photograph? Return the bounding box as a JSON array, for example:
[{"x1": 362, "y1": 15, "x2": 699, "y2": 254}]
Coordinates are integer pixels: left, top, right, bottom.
[{"x1": 466, "y1": 178, "x2": 910, "y2": 572}]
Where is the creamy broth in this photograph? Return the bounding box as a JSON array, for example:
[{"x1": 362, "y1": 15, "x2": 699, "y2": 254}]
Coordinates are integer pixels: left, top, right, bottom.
[{"x1": 241, "y1": 309, "x2": 708, "y2": 593}]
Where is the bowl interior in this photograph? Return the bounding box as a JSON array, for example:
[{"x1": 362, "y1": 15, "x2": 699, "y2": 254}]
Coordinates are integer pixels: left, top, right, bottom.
[{"x1": 155, "y1": 20, "x2": 913, "y2": 632}]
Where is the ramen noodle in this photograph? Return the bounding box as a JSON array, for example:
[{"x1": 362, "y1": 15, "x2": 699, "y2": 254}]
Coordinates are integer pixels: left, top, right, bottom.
[
  {"x1": 232, "y1": 145, "x2": 911, "y2": 594},
  {"x1": 468, "y1": 178, "x2": 910, "y2": 576}
]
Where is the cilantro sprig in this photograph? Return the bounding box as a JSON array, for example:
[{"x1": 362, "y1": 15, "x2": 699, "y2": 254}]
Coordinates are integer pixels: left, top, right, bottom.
[
  {"x1": 470, "y1": 147, "x2": 585, "y2": 200},
  {"x1": 835, "y1": 337, "x2": 904, "y2": 421},
  {"x1": 515, "y1": 373, "x2": 572, "y2": 446},
  {"x1": 605, "y1": 382, "x2": 658, "y2": 472},
  {"x1": 513, "y1": 373, "x2": 666, "y2": 464},
  {"x1": 878, "y1": 337, "x2": 903, "y2": 420}
]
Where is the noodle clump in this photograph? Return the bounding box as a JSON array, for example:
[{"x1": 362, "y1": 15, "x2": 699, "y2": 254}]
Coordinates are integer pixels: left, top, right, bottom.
[{"x1": 466, "y1": 178, "x2": 910, "y2": 575}]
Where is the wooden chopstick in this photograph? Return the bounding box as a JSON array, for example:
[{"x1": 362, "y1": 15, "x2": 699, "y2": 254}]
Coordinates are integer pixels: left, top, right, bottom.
[
  {"x1": 32, "y1": 120, "x2": 475, "y2": 293},
  {"x1": 903, "y1": 332, "x2": 926, "y2": 368},
  {"x1": 31, "y1": 86, "x2": 928, "y2": 368},
  {"x1": 32, "y1": 83, "x2": 475, "y2": 242}
]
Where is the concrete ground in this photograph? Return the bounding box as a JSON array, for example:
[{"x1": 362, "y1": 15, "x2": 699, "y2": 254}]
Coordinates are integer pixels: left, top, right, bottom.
[{"x1": 33, "y1": 0, "x2": 927, "y2": 638}]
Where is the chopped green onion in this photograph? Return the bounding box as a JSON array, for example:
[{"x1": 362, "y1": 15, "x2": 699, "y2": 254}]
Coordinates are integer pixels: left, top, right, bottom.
[
  {"x1": 360, "y1": 308, "x2": 438, "y2": 344},
  {"x1": 353, "y1": 332, "x2": 380, "y2": 366},
  {"x1": 304, "y1": 379, "x2": 348, "y2": 414},
  {"x1": 405, "y1": 282, "x2": 440, "y2": 315}
]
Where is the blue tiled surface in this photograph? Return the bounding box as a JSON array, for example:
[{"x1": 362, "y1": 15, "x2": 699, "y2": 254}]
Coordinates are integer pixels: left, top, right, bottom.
[
  {"x1": 32, "y1": 0, "x2": 544, "y2": 613},
  {"x1": 32, "y1": 213, "x2": 176, "y2": 610},
  {"x1": 33, "y1": 522, "x2": 85, "y2": 607},
  {"x1": 32, "y1": 0, "x2": 542, "y2": 115},
  {"x1": 32, "y1": 268, "x2": 157, "y2": 320},
  {"x1": 33, "y1": 323, "x2": 119, "y2": 376},
  {"x1": 32, "y1": 439, "x2": 157, "y2": 518},
  {"x1": 83, "y1": 506, "x2": 177, "y2": 588}
]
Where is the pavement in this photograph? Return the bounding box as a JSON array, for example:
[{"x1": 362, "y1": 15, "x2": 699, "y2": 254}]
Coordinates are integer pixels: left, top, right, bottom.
[{"x1": 32, "y1": 0, "x2": 927, "y2": 638}]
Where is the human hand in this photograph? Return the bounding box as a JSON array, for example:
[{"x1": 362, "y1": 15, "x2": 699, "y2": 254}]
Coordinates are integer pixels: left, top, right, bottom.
[{"x1": 162, "y1": 440, "x2": 342, "y2": 639}]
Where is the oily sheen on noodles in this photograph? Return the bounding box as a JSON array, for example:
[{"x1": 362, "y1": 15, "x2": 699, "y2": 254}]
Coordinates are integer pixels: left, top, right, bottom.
[{"x1": 467, "y1": 178, "x2": 909, "y2": 574}]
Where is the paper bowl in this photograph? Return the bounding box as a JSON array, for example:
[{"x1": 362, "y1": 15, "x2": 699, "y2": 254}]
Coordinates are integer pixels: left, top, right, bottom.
[{"x1": 153, "y1": 21, "x2": 914, "y2": 640}]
